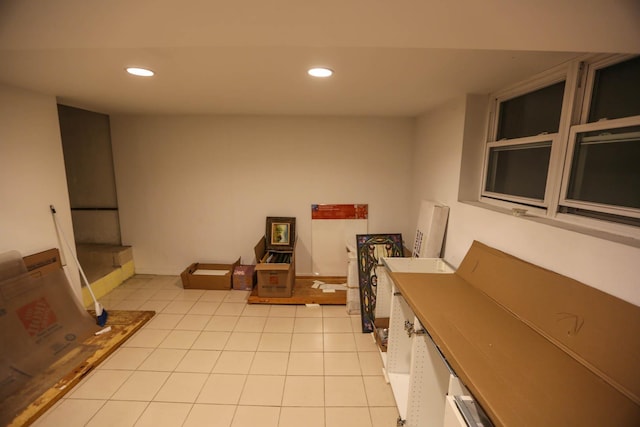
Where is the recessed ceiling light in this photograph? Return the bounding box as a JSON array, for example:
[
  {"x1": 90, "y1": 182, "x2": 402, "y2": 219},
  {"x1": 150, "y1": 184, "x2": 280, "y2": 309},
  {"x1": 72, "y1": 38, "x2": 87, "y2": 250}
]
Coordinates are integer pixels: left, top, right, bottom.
[
  {"x1": 308, "y1": 67, "x2": 333, "y2": 78},
  {"x1": 126, "y1": 67, "x2": 155, "y2": 77}
]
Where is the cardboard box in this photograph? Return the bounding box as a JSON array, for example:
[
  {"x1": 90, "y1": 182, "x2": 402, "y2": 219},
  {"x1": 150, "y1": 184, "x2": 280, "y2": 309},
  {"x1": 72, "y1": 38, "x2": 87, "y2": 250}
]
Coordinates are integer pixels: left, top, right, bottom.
[
  {"x1": 180, "y1": 258, "x2": 241, "y2": 290},
  {"x1": 389, "y1": 241, "x2": 640, "y2": 427},
  {"x1": 233, "y1": 265, "x2": 256, "y2": 290},
  {"x1": 254, "y1": 236, "x2": 295, "y2": 298},
  {"x1": 23, "y1": 248, "x2": 62, "y2": 278}
]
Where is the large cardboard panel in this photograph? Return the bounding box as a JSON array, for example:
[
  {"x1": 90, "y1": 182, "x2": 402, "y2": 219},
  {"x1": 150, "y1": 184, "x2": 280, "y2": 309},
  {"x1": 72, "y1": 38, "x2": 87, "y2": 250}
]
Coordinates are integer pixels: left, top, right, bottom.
[
  {"x1": 391, "y1": 271, "x2": 640, "y2": 427},
  {"x1": 455, "y1": 241, "x2": 640, "y2": 404},
  {"x1": 389, "y1": 240, "x2": 640, "y2": 427},
  {"x1": 0, "y1": 251, "x2": 98, "y2": 411}
]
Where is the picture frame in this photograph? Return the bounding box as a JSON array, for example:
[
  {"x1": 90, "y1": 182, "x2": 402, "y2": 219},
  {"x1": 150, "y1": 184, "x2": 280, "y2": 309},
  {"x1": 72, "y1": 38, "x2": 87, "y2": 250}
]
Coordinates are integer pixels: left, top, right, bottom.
[{"x1": 266, "y1": 217, "x2": 296, "y2": 250}]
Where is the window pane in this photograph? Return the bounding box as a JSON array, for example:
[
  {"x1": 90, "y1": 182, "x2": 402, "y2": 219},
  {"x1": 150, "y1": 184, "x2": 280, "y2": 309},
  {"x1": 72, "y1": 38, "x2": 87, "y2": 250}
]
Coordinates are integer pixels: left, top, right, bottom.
[
  {"x1": 485, "y1": 142, "x2": 551, "y2": 200},
  {"x1": 567, "y1": 126, "x2": 640, "y2": 209},
  {"x1": 497, "y1": 81, "x2": 565, "y2": 140},
  {"x1": 589, "y1": 56, "x2": 640, "y2": 122}
]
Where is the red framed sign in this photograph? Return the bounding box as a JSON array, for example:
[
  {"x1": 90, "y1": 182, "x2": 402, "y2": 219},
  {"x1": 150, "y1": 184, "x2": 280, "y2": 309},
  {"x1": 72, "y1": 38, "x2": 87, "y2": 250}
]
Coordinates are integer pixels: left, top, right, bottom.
[{"x1": 311, "y1": 204, "x2": 368, "y2": 220}]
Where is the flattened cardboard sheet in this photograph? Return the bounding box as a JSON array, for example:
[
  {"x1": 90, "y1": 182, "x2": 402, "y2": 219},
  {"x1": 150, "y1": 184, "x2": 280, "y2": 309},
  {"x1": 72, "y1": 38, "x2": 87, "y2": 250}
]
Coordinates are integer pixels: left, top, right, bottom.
[
  {"x1": 389, "y1": 241, "x2": 640, "y2": 427},
  {"x1": 456, "y1": 241, "x2": 640, "y2": 404},
  {"x1": 0, "y1": 251, "x2": 97, "y2": 415}
]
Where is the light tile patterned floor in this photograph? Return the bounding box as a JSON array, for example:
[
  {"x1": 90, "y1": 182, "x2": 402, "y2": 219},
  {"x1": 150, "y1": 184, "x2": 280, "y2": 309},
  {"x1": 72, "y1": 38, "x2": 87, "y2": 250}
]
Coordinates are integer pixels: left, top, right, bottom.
[{"x1": 33, "y1": 275, "x2": 399, "y2": 427}]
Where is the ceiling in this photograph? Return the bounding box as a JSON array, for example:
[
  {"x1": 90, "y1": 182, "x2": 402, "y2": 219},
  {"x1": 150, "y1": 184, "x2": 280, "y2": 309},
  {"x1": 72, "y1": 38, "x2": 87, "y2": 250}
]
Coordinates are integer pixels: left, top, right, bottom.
[{"x1": 1, "y1": 0, "x2": 639, "y2": 116}]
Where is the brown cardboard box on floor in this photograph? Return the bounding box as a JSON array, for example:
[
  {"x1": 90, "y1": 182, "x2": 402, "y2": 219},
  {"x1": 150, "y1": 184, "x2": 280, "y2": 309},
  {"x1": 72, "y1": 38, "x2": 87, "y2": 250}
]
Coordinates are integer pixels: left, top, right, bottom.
[
  {"x1": 254, "y1": 236, "x2": 295, "y2": 298},
  {"x1": 180, "y1": 258, "x2": 241, "y2": 290},
  {"x1": 23, "y1": 248, "x2": 62, "y2": 278}
]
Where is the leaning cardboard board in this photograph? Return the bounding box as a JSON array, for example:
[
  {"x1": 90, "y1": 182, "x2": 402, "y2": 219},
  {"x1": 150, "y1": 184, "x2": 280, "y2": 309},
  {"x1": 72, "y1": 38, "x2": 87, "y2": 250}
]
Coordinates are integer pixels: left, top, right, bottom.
[
  {"x1": 180, "y1": 258, "x2": 241, "y2": 290},
  {"x1": 254, "y1": 236, "x2": 296, "y2": 298},
  {"x1": 0, "y1": 249, "x2": 99, "y2": 426},
  {"x1": 389, "y1": 241, "x2": 640, "y2": 427}
]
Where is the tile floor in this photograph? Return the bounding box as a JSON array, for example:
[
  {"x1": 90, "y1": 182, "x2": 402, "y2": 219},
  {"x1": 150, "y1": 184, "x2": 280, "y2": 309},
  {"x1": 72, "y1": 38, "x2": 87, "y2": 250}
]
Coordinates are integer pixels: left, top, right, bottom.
[{"x1": 33, "y1": 275, "x2": 399, "y2": 427}]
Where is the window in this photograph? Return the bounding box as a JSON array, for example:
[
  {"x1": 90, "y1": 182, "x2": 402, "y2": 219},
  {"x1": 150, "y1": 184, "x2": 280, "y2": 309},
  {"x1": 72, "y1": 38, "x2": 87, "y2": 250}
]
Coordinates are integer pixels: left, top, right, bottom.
[
  {"x1": 485, "y1": 141, "x2": 552, "y2": 201},
  {"x1": 496, "y1": 81, "x2": 565, "y2": 140},
  {"x1": 483, "y1": 75, "x2": 568, "y2": 208},
  {"x1": 587, "y1": 56, "x2": 640, "y2": 123},
  {"x1": 560, "y1": 55, "x2": 640, "y2": 223},
  {"x1": 565, "y1": 125, "x2": 640, "y2": 210},
  {"x1": 482, "y1": 55, "x2": 640, "y2": 231}
]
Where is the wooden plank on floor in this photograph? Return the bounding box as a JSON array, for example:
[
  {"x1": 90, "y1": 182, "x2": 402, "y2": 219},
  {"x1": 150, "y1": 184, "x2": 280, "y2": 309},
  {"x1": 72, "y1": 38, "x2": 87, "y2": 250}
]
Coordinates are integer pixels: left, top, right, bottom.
[
  {"x1": 7, "y1": 310, "x2": 155, "y2": 427},
  {"x1": 248, "y1": 276, "x2": 347, "y2": 305}
]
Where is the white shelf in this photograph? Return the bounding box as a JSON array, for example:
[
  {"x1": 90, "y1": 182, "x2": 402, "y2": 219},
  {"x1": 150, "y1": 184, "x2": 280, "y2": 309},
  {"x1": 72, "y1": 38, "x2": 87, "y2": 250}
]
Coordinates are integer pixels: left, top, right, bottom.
[
  {"x1": 388, "y1": 372, "x2": 411, "y2": 420},
  {"x1": 381, "y1": 259, "x2": 457, "y2": 427}
]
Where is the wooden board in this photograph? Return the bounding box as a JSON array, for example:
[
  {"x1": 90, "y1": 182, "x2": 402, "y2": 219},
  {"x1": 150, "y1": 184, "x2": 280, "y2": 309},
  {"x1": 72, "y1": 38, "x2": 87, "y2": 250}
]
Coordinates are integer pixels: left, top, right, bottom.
[
  {"x1": 248, "y1": 276, "x2": 347, "y2": 305},
  {"x1": 7, "y1": 310, "x2": 155, "y2": 427}
]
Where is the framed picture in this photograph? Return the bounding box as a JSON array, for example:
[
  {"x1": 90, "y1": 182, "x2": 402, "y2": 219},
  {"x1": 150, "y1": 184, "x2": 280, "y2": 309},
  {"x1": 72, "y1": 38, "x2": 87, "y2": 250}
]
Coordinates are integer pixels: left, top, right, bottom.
[{"x1": 266, "y1": 217, "x2": 296, "y2": 250}]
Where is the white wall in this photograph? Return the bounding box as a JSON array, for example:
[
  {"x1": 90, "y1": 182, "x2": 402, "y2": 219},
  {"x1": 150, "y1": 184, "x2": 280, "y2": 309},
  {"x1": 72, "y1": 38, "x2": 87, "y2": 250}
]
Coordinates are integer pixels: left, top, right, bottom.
[
  {"x1": 412, "y1": 95, "x2": 640, "y2": 307},
  {"x1": 110, "y1": 115, "x2": 414, "y2": 275},
  {"x1": 0, "y1": 84, "x2": 81, "y2": 297},
  {"x1": 5, "y1": 81, "x2": 636, "y2": 307}
]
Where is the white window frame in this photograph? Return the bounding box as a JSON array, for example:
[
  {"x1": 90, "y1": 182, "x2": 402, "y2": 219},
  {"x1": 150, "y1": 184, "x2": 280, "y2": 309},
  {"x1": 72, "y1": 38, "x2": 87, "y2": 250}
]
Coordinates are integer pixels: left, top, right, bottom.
[
  {"x1": 479, "y1": 54, "x2": 640, "y2": 239},
  {"x1": 578, "y1": 54, "x2": 638, "y2": 124},
  {"x1": 482, "y1": 135, "x2": 556, "y2": 208},
  {"x1": 558, "y1": 54, "x2": 640, "y2": 223},
  {"x1": 481, "y1": 64, "x2": 576, "y2": 211},
  {"x1": 486, "y1": 68, "x2": 569, "y2": 144},
  {"x1": 559, "y1": 116, "x2": 640, "y2": 219}
]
